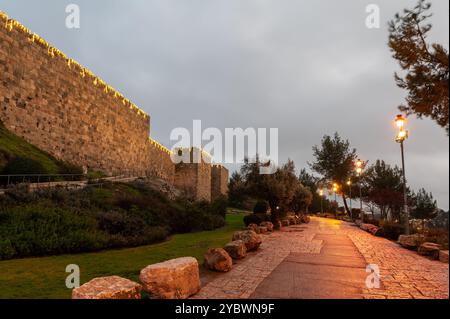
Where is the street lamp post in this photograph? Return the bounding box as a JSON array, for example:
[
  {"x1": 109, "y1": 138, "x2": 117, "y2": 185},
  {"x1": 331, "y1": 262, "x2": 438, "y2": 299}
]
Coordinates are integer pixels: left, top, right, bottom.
[
  {"x1": 319, "y1": 188, "x2": 324, "y2": 215},
  {"x1": 355, "y1": 159, "x2": 364, "y2": 220},
  {"x1": 347, "y1": 179, "x2": 352, "y2": 220},
  {"x1": 395, "y1": 114, "x2": 410, "y2": 235},
  {"x1": 332, "y1": 183, "x2": 339, "y2": 218}
]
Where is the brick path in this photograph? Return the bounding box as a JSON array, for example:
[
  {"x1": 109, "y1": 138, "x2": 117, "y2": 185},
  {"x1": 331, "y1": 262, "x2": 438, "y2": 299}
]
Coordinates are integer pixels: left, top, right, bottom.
[{"x1": 194, "y1": 217, "x2": 449, "y2": 299}]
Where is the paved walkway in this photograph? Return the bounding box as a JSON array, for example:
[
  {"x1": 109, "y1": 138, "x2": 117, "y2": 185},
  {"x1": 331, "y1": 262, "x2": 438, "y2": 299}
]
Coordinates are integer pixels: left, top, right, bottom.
[{"x1": 194, "y1": 217, "x2": 449, "y2": 299}]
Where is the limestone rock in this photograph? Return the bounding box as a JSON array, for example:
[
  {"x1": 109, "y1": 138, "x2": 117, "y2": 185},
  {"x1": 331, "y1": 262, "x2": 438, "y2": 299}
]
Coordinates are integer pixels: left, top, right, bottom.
[
  {"x1": 259, "y1": 226, "x2": 268, "y2": 234},
  {"x1": 247, "y1": 223, "x2": 261, "y2": 234},
  {"x1": 139, "y1": 257, "x2": 201, "y2": 299},
  {"x1": 72, "y1": 276, "x2": 142, "y2": 299},
  {"x1": 204, "y1": 248, "x2": 233, "y2": 272},
  {"x1": 360, "y1": 223, "x2": 379, "y2": 235},
  {"x1": 418, "y1": 242, "x2": 441, "y2": 260},
  {"x1": 232, "y1": 230, "x2": 262, "y2": 251},
  {"x1": 260, "y1": 221, "x2": 274, "y2": 232},
  {"x1": 439, "y1": 250, "x2": 449, "y2": 263},
  {"x1": 224, "y1": 240, "x2": 247, "y2": 259},
  {"x1": 398, "y1": 234, "x2": 424, "y2": 249},
  {"x1": 300, "y1": 215, "x2": 311, "y2": 224}
]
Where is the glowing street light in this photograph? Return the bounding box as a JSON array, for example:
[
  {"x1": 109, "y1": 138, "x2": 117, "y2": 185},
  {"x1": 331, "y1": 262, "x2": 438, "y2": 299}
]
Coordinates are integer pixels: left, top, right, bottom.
[
  {"x1": 395, "y1": 114, "x2": 406, "y2": 130},
  {"x1": 332, "y1": 183, "x2": 339, "y2": 203},
  {"x1": 331, "y1": 183, "x2": 339, "y2": 218},
  {"x1": 394, "y1": 114, "x2": 410, "y2": 234},
  {"x1": 332, "y1": 183, "x2": 339, "y2": 192}
]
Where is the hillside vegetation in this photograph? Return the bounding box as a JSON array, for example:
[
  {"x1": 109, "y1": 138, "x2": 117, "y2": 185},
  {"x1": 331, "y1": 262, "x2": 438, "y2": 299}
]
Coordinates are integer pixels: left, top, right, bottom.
[
  {"x1": 0, "y1": 181, "x2": 228, "y2": 260},
  {"x1": 0, "y1": 121, "x2": 82, "y2": 178}
]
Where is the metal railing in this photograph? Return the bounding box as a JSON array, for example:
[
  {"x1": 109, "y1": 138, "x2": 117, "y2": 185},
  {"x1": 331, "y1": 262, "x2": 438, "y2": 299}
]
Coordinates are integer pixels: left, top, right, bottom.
[
  {"x1": 0, "y1": 172, "x2": 145, "y2": 191},
  {"x1": 0, "y1": 174, "x2": 86, "y2": 186}
]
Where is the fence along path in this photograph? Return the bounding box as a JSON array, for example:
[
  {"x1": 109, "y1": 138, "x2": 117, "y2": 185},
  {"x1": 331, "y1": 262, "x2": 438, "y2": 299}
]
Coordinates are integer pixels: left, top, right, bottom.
[{"x1": 0, "y1": 174, "x2": 141, "y2": 195}]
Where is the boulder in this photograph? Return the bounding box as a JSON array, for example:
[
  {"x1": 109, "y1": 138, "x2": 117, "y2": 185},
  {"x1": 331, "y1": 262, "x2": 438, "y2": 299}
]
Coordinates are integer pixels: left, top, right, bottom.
[
  {"x1": 398, "y1": 234, "x2": 424, "y2": 250},
  {"x1": 281, "y1": 219, "x2": 290, "y2": 227},
  {"x1": 360, "y1": 223, "x2": 379, "y2": 235},
  {"x1": 418, "y1": 242, "x2": 441, "y2": 260},
  {"x1": 259, "y1": 226, "x2": 268, "y2": 234},
  {"x1": 439, "y1": 250, "x2": 449, "y2": 263},
  {"x1": 260, "y1": 221, "x2": 274, "y2": 232},
  {"x1": 224, "y1": 240, "x2": 247, "y2": 259},
  {"x1": 232, "y1": 230, "x2": 262, "y2": 251},
  {"x1": 204, "y1": 248, "x2": 233, "y2": 272},
  {"x1": 72, "y1": 276, "x2": 142, "y2": 299},
  {"x1": 139, "y1": 257, "x2": 201, "y2": 299},
  {"x1": 300, "y1": 215, "x2": 311, "y2": 224},
  {"x1": 247, "y1": 223, "x2": 261, "y2": 234}
]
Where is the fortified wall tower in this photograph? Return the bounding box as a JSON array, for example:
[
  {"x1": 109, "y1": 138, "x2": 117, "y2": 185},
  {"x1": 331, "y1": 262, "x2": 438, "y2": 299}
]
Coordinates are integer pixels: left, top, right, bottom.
[{"x1": 0, "y1": 11, "x2": 228, "y2": 201}]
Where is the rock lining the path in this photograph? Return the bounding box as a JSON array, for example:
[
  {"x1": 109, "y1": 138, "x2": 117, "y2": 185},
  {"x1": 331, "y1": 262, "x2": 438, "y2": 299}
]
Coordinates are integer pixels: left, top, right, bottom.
[
  {"x1": 72, "y1": 276, "x2": 142, "y2": 299},
  {"x1": 139, "y1": 257, "x2": 201, "y2": 299}
]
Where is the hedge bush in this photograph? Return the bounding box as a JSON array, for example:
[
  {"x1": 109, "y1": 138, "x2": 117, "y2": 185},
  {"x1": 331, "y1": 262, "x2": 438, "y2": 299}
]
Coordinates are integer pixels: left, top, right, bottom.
[
  {"x1": 253, "y1": 200, "x2": 270, "y2": 214},
  {"x1": 0, "y1": 182, "x2": 227, "y2": 260},
  {"x1": 376, "y1": 222, "x2": 405, "y2": 240}
]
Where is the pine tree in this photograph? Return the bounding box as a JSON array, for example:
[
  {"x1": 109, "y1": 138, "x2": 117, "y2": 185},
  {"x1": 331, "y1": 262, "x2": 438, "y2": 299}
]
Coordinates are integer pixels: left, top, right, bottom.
[{"x1": 389, "y1": 0, "x2": 449, "y2": 133}]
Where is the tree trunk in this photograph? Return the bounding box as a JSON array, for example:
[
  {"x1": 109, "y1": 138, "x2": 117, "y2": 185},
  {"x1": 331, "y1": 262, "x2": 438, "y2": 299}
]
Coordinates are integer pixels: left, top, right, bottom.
[{"x1": 342, "y1": 193, "x2": 351, "y2": 218}]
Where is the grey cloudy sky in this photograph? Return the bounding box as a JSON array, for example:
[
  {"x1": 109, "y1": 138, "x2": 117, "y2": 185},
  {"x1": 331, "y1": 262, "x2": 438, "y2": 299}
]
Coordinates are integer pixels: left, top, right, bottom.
[{"x1": 1, "y1": 0, "x2": 449, "y2": 209}]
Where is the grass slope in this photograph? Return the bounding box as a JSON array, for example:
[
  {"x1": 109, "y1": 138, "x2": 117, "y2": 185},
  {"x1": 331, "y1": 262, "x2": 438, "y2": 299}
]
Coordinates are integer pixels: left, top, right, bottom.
[
  {"x1": 0, "y1": 213, "x2": 245, "y2": 299},
  {"x1": 0, "y1": 122, "x2": 63, "y2": 174}
]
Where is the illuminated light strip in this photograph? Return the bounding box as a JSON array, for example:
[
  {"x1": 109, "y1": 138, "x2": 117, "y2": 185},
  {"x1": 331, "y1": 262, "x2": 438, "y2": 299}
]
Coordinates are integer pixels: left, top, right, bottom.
[
  {"x1": 149, "y1": 138, "x2": 173, "y2": 155},
  {"x1": 0, "y1": 11, "x2": 149, "y2": 120}
]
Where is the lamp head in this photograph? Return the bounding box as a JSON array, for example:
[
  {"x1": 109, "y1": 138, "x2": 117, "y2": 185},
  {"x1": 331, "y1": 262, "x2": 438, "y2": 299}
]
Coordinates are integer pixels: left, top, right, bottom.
[
  {"x1": 396, "y1": 130, "x2": 409, "y2": 142},
  {"x1": 395, "y1": 114, "x2": 406, "y2": 130}
]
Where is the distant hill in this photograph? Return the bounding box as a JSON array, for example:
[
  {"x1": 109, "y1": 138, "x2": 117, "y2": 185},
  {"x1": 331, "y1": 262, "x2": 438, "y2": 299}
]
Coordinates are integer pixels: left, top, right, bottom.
[{"x1": 0, "y1": 121, "x2": 82, "y2": 179}]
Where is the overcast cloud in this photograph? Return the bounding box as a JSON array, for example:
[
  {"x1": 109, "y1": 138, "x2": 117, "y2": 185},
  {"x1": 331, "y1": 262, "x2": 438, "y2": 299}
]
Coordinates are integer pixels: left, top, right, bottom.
[{"x1": 1, "y1": 0, "x2": 449, "y2": 209}]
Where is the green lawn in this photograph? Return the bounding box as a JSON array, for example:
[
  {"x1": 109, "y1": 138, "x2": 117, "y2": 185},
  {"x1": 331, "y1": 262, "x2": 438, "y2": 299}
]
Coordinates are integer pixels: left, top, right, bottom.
[{"x1": 0, "y1": 213, "x2": 245, "y2": 299}]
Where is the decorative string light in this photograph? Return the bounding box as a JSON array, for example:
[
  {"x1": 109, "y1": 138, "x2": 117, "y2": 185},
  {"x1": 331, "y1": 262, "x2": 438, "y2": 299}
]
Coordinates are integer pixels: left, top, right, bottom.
[
  {"x1": 149, "y1": 138, "x2": 173, "y2": 155},
  {"x1": 0, "y1": 11, "x2": 149, "y2": 120}
]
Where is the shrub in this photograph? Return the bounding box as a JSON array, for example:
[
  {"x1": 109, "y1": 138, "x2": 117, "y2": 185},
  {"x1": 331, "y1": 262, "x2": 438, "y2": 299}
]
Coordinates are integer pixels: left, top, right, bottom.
[
  {"x1": 57, "y1": 160, "x2": 83, "y2": 178},
  {"x1": 0, "y1": 203, "x2": 109, "y2": 259},
  {"x1": 351, "y1": 208, "x2": 361, "y2": 220},
  {"x1": 423, "y1": 228, "x2": 449, "y2": 250},
  {"x1": 0, "y1": 239, "x2": 16, "y2": 260},
  {"x1": 253, "y1": 200, "x2": 270, "y2": 214},
  {"x1": 1, "y1": 157, "x2": 48, "y2": 182},
  {"x1": 362, "y1": 215, "x2": 380, "y2": 227},
  {"x1": 0, "y1": 181, "x2": 227, "y2": 260},
  {"x1": 376, "y1": 222, "x2": 405, "y2": 240},
  {"x1": 211, "y1": 195, "x2": 228, "y2": 219},
  {"x1": 167, "y1": 200, "x2": 226, "y2": 233}
]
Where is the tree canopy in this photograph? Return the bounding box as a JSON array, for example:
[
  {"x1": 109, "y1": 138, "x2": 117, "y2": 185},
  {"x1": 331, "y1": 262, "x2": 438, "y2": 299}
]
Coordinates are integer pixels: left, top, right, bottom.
[
  {"x1": 310, "y1": 133, "x2": 357, "y2": 216},
  {"x1": 410, "y1": 188, "x2": 438, "y2": 221},
  {"x1": 362, "y1": 160, "x2": 405, "y2": 221},
  {"x1": 389, "y1": 0, "x2": 449, "y2": 133}
]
